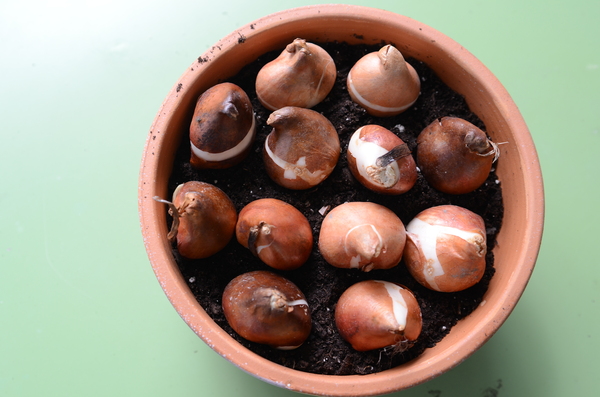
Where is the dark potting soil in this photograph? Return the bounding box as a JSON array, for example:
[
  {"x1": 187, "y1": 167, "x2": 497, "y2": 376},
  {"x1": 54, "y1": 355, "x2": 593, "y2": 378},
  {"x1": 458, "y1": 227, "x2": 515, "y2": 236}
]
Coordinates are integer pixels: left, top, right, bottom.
[{"x1": 166, "y1": 41, "x2": 503, "y2": 375}]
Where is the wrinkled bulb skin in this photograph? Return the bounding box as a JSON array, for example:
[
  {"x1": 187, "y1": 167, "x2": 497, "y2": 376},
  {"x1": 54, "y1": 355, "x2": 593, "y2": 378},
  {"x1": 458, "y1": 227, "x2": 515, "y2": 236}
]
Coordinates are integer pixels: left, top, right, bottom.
[
  {"x1": 318, "y1": 202, "x2": 406, "y2": 272},
  {"x1": 347, "y1": 125, "x2": 417, "y2": 194},
  {"x1": 158, "y1": 181, "x2": 237, "y2": 259},
  {"x1": 335, "y1": 280, "x2": 422, "y2": 352},
  {"x1": 255, "y1": 38, "x2": 337, "y2": 111},
  {"x1": 417, "y1": 117, "x2": 500, "y2": 194},
  {"x1": 236, "y1": 198, "x2": 313, "y2": 270},
  {"x1": 222, "y1": 271, "x2": 312, "y2": 349},
  {"x1": 189, "y1": 82, "x2": 256, "y2": 169},
  {"x1": 263, "y1": 106, "x2": 340, "y2": 190},
  {"x1": 404, "y1": 205, "x2": 487, "y2": 292},
  {"x1": 347, "y1": 45, "x2": 420, "y2": 117}
]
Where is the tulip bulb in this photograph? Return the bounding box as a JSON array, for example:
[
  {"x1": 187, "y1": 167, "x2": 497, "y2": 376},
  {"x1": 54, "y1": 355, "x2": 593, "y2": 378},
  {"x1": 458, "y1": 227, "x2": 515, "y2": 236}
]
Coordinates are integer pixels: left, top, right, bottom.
[
  {"x1": 347, "y1": 45, "x2": 420, "y2": 117},
  {"x1": 347, "y1": 125, "x2": 417, "y2": 194},
  {"x1": 404, "y1": 205, "x2": 487, "y2": 292},
  {"x1": 263, "y1": 106, "x2": 340, "y2": 190},
  {"x1": 222, "y1": 271, "x2": 311, "y2": 349},
  {"x1": 335, "y1": 280, "x2": 422, "y2": 351},
  {"x1": 318, "y1": 202, "x2": 406, "y2": 271},
  {"x1": 417, "y1": 117, "x2": 500, "y2": 194},
  {"x1": 236, "y1": 198, "x2": 313, "y2": 270},
  {"x1": 189, "y1": 82, "x2": 256, "y2": 169},
  {"x1": 255, "y1": 38, "x2": 336, "y2": 111},
  {"x1": 153, "y1": 181, "x2": 237, "y2": 259}
]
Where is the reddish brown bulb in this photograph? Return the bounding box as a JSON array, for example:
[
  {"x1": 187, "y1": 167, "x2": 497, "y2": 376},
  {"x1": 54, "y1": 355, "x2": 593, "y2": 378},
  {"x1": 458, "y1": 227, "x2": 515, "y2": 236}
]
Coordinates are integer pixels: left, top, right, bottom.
[
  {"x1": 189, "y1": 82, "x2": 256, "y2": 169},
  {"x1": 403, "y1": 205, "x2": 487, "y2": 292},
  {"x1": 318, "y1": 202, "x2": 406, "y2": 272},
  {"x1": 347, "y1": 45, "x2": 420, "y2": 117},
  {"x1": 255, "y1": 38, "x2": 336, "y2": 110},
  {"x1": 347, "y1": 125, "x2": 417, "y2": 194},
  {"x1": 263, "y1": 106, "x2": 340, "y2": 190},
  {"x1": 236, "y1": 198, "x2": 313, "y2": 270},
  {"x1": 335, "y1": 280, "x2": 422, "y2": 352},
  {"x1": 222, "y1": 271, "x2": 311, "y2": 349},
  {"x1": 417, "y1": 117, "x2": 500, "y2": 194},
  {"x1": 153, "y1": 181, "x2": 237, "y2": 259}
]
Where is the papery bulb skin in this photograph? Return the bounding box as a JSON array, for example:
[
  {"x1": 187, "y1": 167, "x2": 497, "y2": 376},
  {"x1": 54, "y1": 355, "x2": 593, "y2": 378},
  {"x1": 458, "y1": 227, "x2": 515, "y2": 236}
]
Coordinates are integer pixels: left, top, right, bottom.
[
  {"x1": 189, "y1": 82, "x2": 256, "y2": 169},
  {"x1": 417, "y1": 117, "x2": 500, "y2": 194},
  {"x1": 263, "y1": 106, "x2": 340, "y2": 190},
  {"x1": 222, "y1": 271, "x2": 311, "y2": 349},
  {"x1": 318, "y1": 202, "x2": 406, "y2": 272},
  {"x1": 404, "y1": 205, "x2": 487, "y2": 292},
  {"x1": 236, "y1": 198, "x2": 313, "y2": 270},
  {"x1": 335, "y1": 280, "x2": 422, "y2": 351},
  {"x1": 347, "y1": 45, "x2": 420, "y2": 117},
  {"x1": 347, "y1": 125, "x2": 417, "y2": 194},
  {"x1": 256, "y1": 38, "x2": 336, "y2": 111},
  {"x1": 169, "y1": 181, "x2": 237, "y2": 259}
]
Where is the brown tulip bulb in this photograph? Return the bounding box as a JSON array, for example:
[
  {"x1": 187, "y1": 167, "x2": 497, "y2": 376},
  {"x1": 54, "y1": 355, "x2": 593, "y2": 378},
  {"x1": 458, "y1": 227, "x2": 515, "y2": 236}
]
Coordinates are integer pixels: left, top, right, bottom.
[
  {"x1": 318, "y1": 202, "x2": 406, "y2": 272},
  {"x1": 189, "y1": 82, "x2": 256, "y2": 169},
  {"x1": 236, "y1": 198, "x2": 313, "y2": 270},
  {"x1": 404, "y1": 205, "x2": 487, "y2": 292},
  {"x1": 347, "y1": 125, "x2": 417, "y2": 195},
  {"x1": 222, "y1": 271, "x2": 311, "y2": 349},
  {"x1": 347, "y1": 45, "x2": 420, "y2": 117},
  {"x1": 153, "y1": 181, "x2": 237, "y2": 259},
  {"x1": 335, "y1": 280, "x2": 422, "y2": 352},
  {"x1": 417, "y1": 117, "x2": 500, "y2": 194},
  {"x1": 255, "y1": 38, "x2": 336, "y2": 111},
  {"x1": 263, "y1": 106, "x2": 340, "y2": 190}
]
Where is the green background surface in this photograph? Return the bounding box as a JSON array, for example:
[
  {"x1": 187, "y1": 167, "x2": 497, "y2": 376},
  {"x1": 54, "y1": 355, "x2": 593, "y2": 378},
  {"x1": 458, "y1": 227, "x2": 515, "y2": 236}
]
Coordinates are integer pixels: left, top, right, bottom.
[{"x1": 1, "y1": 0, "x2": 598, "y2": 396}]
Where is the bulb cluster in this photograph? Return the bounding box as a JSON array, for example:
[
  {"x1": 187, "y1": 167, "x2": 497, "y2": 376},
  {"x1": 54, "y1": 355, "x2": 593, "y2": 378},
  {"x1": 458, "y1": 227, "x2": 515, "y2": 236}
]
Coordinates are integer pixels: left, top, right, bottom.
[{"x1": 155, "y1": 39, "x2": 502, "y2": 353}]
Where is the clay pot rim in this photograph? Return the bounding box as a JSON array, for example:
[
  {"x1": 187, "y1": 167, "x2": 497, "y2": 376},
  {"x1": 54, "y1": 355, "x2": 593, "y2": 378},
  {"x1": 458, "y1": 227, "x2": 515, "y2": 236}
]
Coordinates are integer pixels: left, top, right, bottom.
[{"x1": 139, "y1": 4, "x2": 544, "y2": 396}]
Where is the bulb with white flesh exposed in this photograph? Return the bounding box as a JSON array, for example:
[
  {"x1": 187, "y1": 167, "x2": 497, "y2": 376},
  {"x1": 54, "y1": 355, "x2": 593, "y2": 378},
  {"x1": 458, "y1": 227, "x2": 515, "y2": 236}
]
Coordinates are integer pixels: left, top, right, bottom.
[
  {"x1": 263, "y1": 106, "x2": 340, "y2": 190},
  {"x1": 347, "y1": 124, "x2": 417, "y2": 194},
  {"x1": 335, "y1": 280, "x2": 422, "y2": 351},
  {"x1": 404, "y1": 204, "x2": 487, "y2": 292}
]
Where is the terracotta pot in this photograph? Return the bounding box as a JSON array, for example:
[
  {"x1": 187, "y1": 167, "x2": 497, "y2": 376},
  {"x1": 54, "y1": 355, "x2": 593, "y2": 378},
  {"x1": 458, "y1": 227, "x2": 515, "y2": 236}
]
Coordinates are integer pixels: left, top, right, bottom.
[{"x1": 139, "y1": 5, "x2": 544, "y2": 396}]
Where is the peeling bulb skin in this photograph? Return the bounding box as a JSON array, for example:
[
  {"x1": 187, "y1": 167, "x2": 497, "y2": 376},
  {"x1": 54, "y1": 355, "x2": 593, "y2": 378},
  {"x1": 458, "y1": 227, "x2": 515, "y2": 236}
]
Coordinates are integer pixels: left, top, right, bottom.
[
  {"x1": 189, "y1": 82, "x2": 256, "y2": 169},
  {"x1": 236, "y1": 198, "x2": 313, "y2": 270},
  {"x1": 318, "y1": 202, "x2": 406, "y2": 271},
  {"x1": 347, "y1": 45, "x2": 420, "y2": 117},
  {"x1": 335, "y1": 280, "x2": 422, "y2": 351},
  {"x1": 417, "y1": 117, "x2": 500, "y2": 194},
  {"x1": 255, "y1": 38, "x2": 336, "y2": 110},
  {"x1": 403, "y1": 205, "x2": 487, "y2": 292},
  {"x1": 263, "y1": 106, "x2": 340, "y2": 190},
  {"x1": 347, "y1": 125, "x2": 417, "y2": 194},
  {"x1": 222, "y1": 271, "x2": 311, "y2": 349},
  {"x1": 169, "y1": 181, "x2": 237, "y2": 259}
]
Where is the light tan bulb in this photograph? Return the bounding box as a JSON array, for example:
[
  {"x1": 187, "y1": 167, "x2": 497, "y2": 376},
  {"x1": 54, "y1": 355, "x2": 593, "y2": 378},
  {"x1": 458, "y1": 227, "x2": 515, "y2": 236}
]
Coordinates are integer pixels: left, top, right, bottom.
[
  {"x1": 256, "y1": 38, "x2": 336, "y2": 111},
  {"x1": 347, "y1": 45, "x2": 420, "y2": 117}
]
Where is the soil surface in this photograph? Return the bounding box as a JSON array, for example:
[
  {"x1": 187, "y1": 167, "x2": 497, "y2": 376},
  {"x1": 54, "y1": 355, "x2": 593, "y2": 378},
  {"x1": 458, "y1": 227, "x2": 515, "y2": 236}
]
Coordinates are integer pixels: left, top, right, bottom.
[{"x1": 166, "y1": 41, "x2": 503, "y2": 375}]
